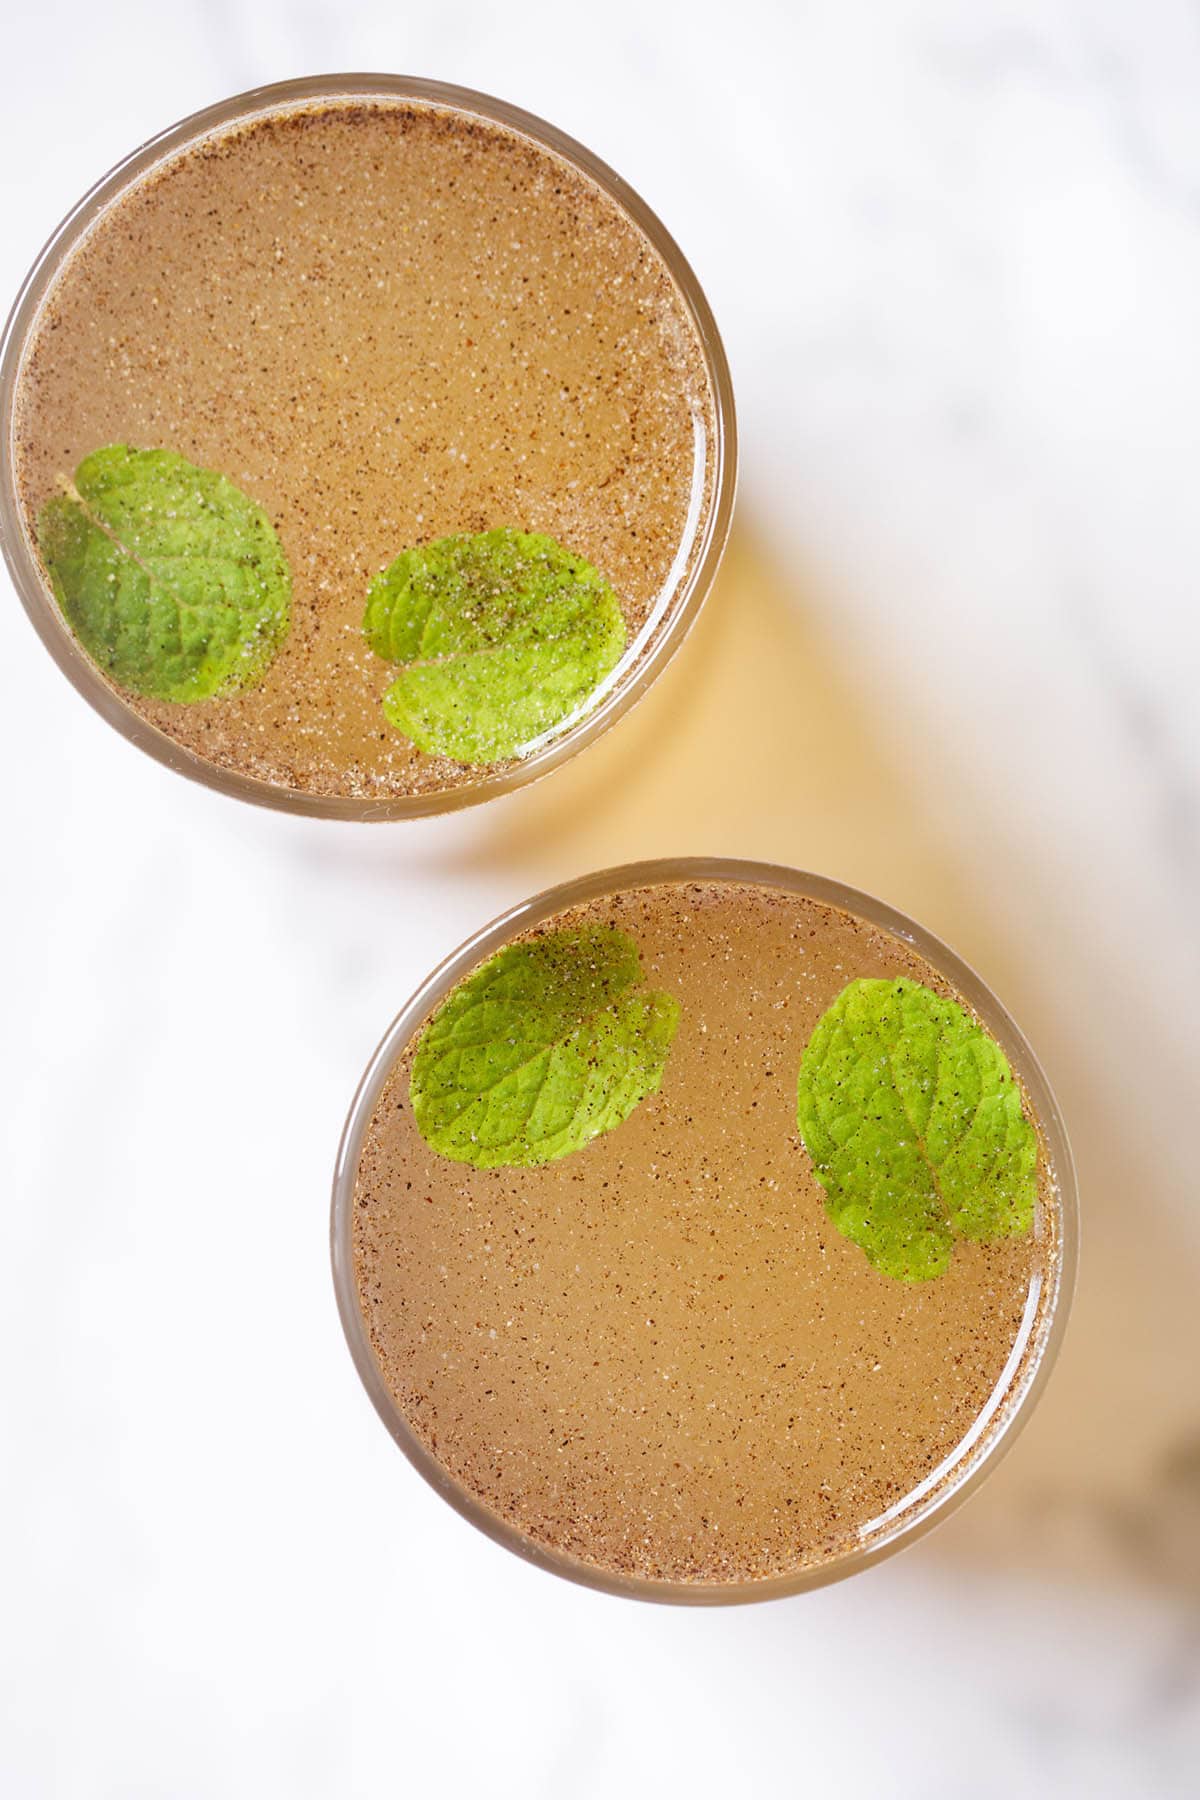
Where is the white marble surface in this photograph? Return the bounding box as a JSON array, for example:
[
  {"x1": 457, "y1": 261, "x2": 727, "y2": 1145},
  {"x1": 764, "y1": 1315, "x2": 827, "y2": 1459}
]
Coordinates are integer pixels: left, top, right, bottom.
[{"x1": 3, "y1": 2, "x2": 1200, "y2": 1794}]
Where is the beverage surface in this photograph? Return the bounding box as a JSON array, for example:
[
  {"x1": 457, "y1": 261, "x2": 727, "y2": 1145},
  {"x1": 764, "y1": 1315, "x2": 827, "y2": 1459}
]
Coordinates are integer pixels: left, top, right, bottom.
[
  {"x1": 13, "y1": 99, "x2": 715, "y2": 800},
  {"x1": 352, "y1": 880, "x2": 1059, "y2": 1587}
]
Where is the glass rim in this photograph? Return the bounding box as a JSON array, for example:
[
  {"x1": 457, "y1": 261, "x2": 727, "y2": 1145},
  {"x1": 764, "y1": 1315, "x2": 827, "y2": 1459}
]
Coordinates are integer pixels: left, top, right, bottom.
[
  {"x1": 330, "y1": 856, "x2": 1080, "y2": 1605},
  {"x1": 0, "y1": 72, "x2": 737, "y2": 821}
]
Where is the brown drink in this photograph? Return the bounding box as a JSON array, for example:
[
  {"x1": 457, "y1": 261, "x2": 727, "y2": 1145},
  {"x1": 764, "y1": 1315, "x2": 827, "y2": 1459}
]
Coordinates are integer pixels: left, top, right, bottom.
[
  {"x1": 4, "y1": 80, "x2": 728, "y2": 812},
  {"x1": 339, "y1": 864, "x2": 1072, "y2": 1599}
]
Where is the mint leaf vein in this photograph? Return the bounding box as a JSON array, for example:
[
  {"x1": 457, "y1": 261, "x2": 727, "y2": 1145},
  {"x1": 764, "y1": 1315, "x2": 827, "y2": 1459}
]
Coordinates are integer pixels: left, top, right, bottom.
[
  {"x1": 796, "y1": 977, "x2": 1038, "y2": 1281},
  {"x1": 37, "y1": 445, "x2": 291, "y2": 704},
  {"x1": 364, "y1": 528, "x2": 626, "y2": 765},
  {"x1": 410, "y1": 925, "x2": 679, "y2": 1168}
]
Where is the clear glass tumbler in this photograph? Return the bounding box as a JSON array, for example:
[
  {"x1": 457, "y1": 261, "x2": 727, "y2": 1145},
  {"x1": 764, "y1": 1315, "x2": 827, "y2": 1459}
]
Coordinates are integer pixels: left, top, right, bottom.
[
  {"x1": 332, "y1": 857, "x2": 1078, "y2": 1603},
  {"x1": 0, "y1": 75, "x2": 736, "y2": 818}
]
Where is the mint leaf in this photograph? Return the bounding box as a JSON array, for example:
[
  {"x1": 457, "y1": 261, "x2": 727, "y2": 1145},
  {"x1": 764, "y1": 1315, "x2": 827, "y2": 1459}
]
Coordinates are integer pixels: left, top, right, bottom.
[
  {"x1": 410, "y1": 925, "x2": 678, "y2": 1167},
  {"x1": 795, "y1": 978, "x2": 1037, "y2": 1282},
  {"x1": 37, "y1": 445, "x2": 291, "y2": 703},
  {"x1": 364, "y1": 529, "x2": 626, "y2": 764}
]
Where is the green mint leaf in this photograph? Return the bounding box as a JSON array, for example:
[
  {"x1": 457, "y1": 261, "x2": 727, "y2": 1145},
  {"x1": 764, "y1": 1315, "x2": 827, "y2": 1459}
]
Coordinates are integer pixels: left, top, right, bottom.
[
  {"x1": 795, "y1": 978, "x2": 1037, "y2": 1282},
  {"x1": 363, "y1": 529, "x2": 626, "y2": 764},
  {"x1": 37, "y1": 445, "x2": 291, "y2": 703},
  {"x1": 410, "y1": 924, "x2": 679, "y2": 1168}
]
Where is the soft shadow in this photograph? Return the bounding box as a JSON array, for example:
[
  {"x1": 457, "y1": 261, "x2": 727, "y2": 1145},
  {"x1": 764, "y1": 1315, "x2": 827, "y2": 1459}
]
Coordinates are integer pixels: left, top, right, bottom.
[
  {"x1": 350, "y1": 520, "x2": 1200, "y2": 1621},
  {"x1": 463, "y1": 521, "x2": 1200, "y2": 1620},
  {"x1": 454, "y1": 519, "x2": 975, "y2": 913}
]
